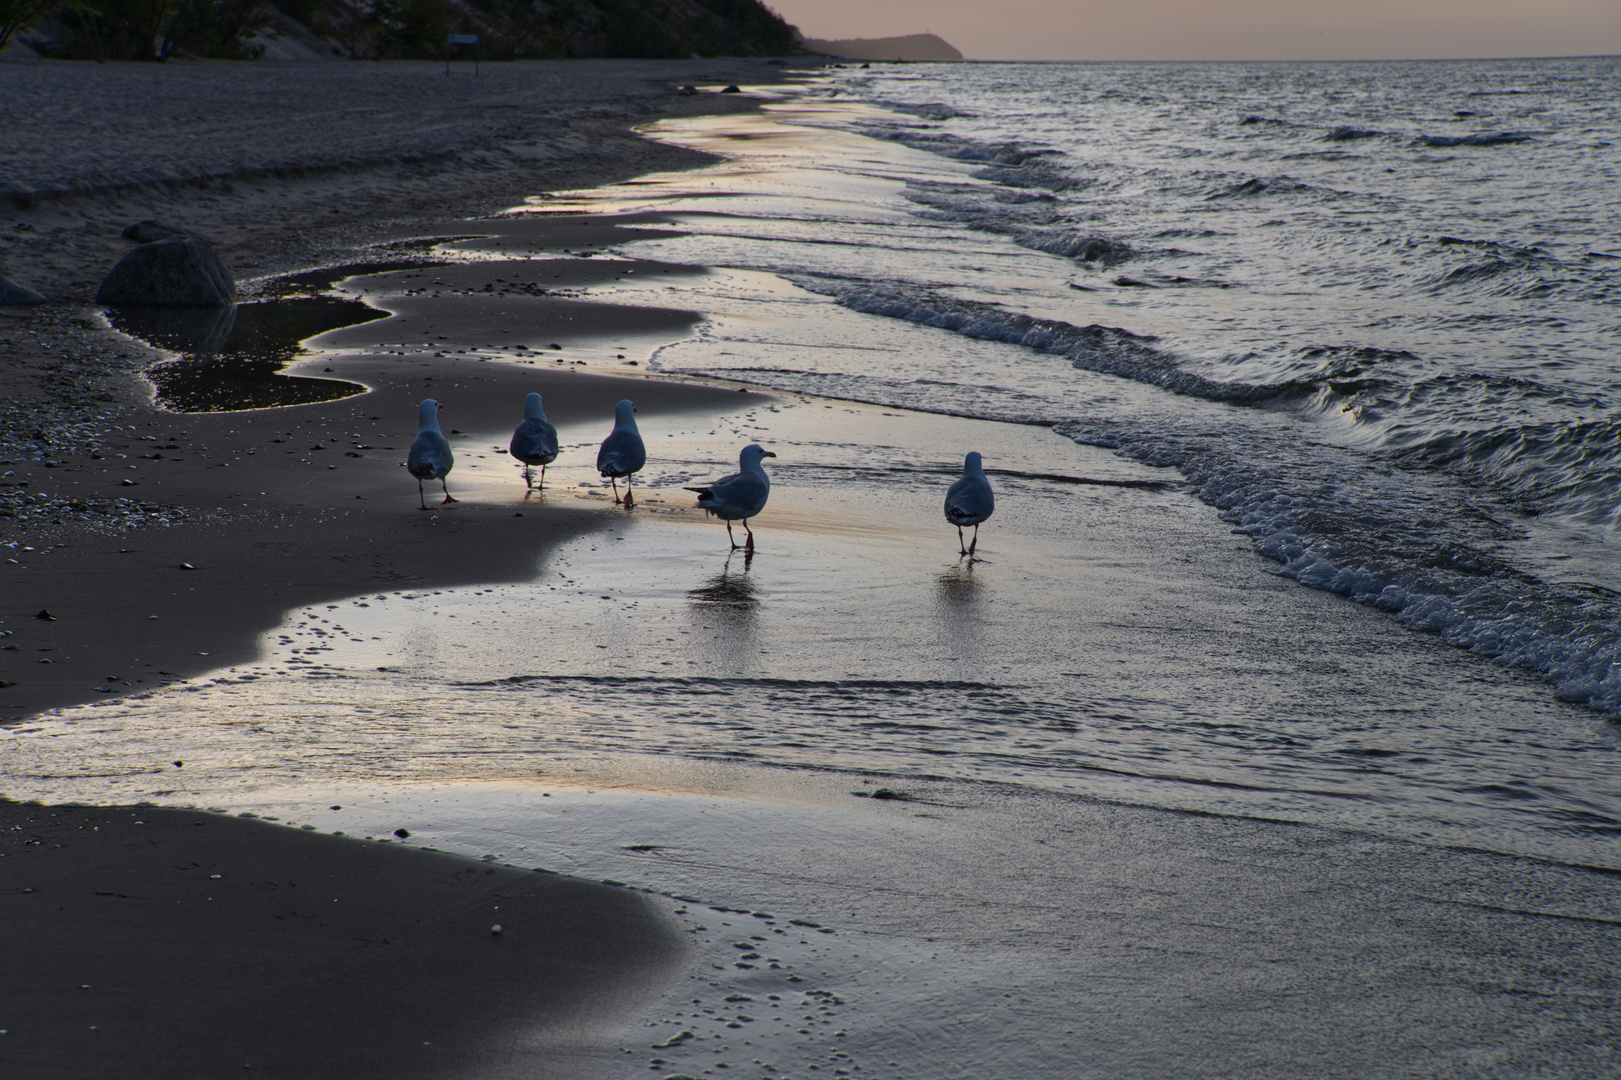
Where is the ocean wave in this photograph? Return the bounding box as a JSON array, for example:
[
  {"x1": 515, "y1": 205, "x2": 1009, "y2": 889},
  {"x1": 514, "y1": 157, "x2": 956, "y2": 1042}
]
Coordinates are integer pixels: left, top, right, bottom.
[
  {"x1": 1389, "y1": 415, "x2": 1621, "y2": 529},
  {"x1": 1324, "y1": 126, "x2": 1384, "y2": 142},
  {"x1": 1238, "y1": 115, "x2": 1300, "y2": 128},
  {"x1": 1055, "y1": 418, "x2": 1621, "y2": 718},
  {"x1": 903, "y1": 181, "x2": 1060, "y2": 224},
  {"x1": 789, "y1": 277, "x2": 1305, "y2": 404},
  {"x1": 969, "y1": 164, "x2": 1085, "y2": 192},
  {"x1": 901, "y1": 180, "x2": 1130, "y2": 266},
  {"x1": 859, "y1": 111, "x2": 1084, "y2": 192},
  {"x1": 1416, "y1": 132, "x2": 1535, "y2": 147},
  {"x1": 869, "y1": 99, "x2": 972, "y2": 122},
  {"x1": 860, "y1": 125, "x2": 1061, "y2": 168},
  {"x1": 478, "y1": 674, "x2": 1006, "y2": 692},
  {"x1": 1295, "y1": 354, "x2": 1621, "y2": 536},
  {"x1": 1015, "y1": 229, "x2": 1135, "y2": 265},
  {"x1": 1419, "y1": 237, "x2": 1556, "y2": 296},
  {"x1": 1240, "y1": 117, "x2": 1386, "y2": 144},
  {"x1": 1205, "y1": 175, "x2": 1334, "y2": 200}
]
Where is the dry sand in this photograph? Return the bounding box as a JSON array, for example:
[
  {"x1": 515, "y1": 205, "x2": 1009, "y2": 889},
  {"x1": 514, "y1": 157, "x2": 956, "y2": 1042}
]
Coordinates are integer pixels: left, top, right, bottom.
[{"x1": 0, "y1": 797, "x2": 684, "y2": 1078}]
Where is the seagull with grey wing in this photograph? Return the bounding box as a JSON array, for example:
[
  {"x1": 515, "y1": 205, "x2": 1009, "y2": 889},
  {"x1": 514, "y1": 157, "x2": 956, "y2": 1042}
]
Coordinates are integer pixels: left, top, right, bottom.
[
  {"x1": 596, "y1": 399, "x2": 646, "y2": 506},
  {"x1": 407, "y1": 398, "x2": 456, "y2": 510},
  {"x1": 944, "y1": 451, "x2": 994, "y2": 556},
  {"x1": 509, "y1": 392, "x2": 559, "y2": 490},
  {"x1": 687, "y1": 443, "x2": 776, "y2": 549}
]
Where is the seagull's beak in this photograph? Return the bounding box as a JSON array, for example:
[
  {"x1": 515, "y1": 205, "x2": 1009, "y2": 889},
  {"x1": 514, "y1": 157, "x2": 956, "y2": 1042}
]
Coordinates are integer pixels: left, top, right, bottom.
[{"x1": 764, "y1": 451, "x2": 777, "y2": 457}]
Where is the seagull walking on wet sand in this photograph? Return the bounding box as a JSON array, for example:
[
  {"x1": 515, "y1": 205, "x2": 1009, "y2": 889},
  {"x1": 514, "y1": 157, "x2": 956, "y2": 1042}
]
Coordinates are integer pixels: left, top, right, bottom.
[
  {"x1": 407, "y1": 398, "x2": 456, "y2": 510},
  {"x1": 509, "y1": 392, "x2": 559, "y2": 490},
  {"x1": 596, "y1": 399, "x2": 646, "y2": 506},
  {"x1": 687, "y1": 443, "x2": 776, "y2": 550},
  {"x1": 944, "y1": 451, "x2": 994, "y2": 556}
]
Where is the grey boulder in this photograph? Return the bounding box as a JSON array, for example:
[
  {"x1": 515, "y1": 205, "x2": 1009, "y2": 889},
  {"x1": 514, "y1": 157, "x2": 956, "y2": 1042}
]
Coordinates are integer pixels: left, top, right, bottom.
[
  {"x1": 0, "y1": 275, "x2": 47, "y2": 305},
  {"x1": 97, "y1": 237, "x2": 236, "y2": 307}
]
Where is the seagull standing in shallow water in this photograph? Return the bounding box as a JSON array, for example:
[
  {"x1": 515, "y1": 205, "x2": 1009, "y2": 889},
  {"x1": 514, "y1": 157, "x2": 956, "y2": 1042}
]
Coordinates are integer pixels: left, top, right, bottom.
[
  {"x1": 596, "y1": 399, "x2": 646, "y2": 506},
  {"x1": 944, "y1": 451, "x2": 994, "y2": 556},
  {"x1": 509, "y1": 392, "x2": 559, "y2": 490},
  {"x1": 407, "y1": 398, "x2": 456, "y2": 510},
  {"x1": 687, "y1": 443, "x2": 776, "y2": 549}
]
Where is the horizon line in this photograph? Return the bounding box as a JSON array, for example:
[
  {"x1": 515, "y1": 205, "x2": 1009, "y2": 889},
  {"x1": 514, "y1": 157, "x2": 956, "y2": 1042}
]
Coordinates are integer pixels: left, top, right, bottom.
[{"x1": 841, "y1": 53, "x2": 1621, "y2": 65}]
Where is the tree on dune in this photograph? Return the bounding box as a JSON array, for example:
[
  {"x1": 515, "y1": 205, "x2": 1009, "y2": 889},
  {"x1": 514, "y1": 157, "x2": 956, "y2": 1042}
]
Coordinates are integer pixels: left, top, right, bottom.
[{"x1": 10, "y1": 0, "x2": 798, "y2": 60}]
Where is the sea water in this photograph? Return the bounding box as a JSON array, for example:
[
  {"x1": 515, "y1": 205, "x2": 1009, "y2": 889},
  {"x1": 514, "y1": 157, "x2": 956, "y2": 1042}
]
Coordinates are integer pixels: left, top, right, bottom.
[
  {"x1": 8, "y1": 59, "x2": 1621, "y2": 873},
  {"x1": 626, "y1": 57, "x2": 1621, "y2": 713}
]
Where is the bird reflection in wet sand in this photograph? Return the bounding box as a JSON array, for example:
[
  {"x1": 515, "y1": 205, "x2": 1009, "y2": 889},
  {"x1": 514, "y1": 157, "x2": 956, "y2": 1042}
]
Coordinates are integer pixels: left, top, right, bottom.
[
  {"x1": 935, "y1": 562, "x2": 984, "y2": 613},
  {"x1": 688, "y1": 548, "x2": 758, "y2": 611},
  {"x1": 934, "y1": 562, "x2": 988, "y2": 666}
]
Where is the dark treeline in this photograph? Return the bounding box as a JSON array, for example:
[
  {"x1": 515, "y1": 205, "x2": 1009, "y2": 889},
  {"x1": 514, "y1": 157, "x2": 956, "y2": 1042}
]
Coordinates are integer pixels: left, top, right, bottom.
[{"x1": 0, "y1": 0, "x2": 800, "y2": 62}]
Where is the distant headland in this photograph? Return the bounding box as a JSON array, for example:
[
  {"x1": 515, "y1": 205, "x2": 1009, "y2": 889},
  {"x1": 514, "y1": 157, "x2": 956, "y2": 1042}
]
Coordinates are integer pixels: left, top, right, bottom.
[{"x1": 801, "y1": 33, "x2": 964, "y2": 62}]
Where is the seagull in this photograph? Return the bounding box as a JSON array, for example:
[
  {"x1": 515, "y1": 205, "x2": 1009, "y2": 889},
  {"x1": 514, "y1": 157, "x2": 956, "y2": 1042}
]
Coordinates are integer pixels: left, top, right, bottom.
[
  {"x1": 509, "y1": 392, "x2": 559, "y2": 490},
  {"x1": 687, "y1": 443, "x2": 776, "y2": 549},
  {"x1": 944, "y1": 451, "x2": 994, "y2": 556},
  {"x1": 596, "y1": 399, "x2": 646, "y2": 506},
  {"x1": 407, "y1": 398, "x2": 456, "y2": 510}
]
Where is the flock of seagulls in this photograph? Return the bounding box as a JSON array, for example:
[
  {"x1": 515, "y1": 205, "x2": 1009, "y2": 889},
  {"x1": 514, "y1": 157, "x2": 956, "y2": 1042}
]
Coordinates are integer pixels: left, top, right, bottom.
[{"x1": 408, "y1": 396, "x2": 995, "y2": 553}]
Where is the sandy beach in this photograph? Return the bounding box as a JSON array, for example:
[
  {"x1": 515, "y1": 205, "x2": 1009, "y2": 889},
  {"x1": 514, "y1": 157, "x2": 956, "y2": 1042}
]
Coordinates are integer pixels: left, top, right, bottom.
[
  {"x1": 5, "y1": 57, "x2": 1621, "y2": 1079},
  {"x1": 0, "y1": 57, "x2": 811, "y2": 1078},
  {"x1": 1, "y1": 57, "x2": 795, "y2": 716}
]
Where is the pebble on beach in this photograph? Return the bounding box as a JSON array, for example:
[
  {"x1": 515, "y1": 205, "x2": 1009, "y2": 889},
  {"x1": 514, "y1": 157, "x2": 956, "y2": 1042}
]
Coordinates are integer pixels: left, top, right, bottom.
[
  {"x1": 0, "y1": 275, "x2": 47, "y2": 305},
  {"x1": 121, "y1": 220, "x2": 198, "y2": 244}
]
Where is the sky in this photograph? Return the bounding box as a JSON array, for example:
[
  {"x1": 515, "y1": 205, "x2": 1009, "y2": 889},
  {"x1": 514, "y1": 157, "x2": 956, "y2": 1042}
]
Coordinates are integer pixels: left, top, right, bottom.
[{"x1": 775, "y1": 0, "x2": 1621, "y2": 61}]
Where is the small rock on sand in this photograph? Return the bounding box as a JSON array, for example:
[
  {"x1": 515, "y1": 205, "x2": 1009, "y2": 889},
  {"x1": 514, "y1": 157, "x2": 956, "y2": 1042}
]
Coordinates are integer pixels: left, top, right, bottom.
[
  {"x1": 121, "y1": 220, "x2": 197, "y2": 244},
  {"x1": 96, "y1": 236, "x2": 236, "y2": 307},
  {"x1": 0, "y1": 275, "x2": 47, "y2": 305}
]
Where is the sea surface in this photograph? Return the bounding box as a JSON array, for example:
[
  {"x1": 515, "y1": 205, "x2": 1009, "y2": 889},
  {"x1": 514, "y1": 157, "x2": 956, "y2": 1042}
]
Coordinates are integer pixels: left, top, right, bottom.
[
  {"x1": 635, "y1": 57, "x2": 1621, "y2": 714},
  {"x1": 560, "y1": 57, "x2": 1621, "y2": 866},
  {"x1": 10, "y1": 58, "x2": 1621, "y2": 876}
]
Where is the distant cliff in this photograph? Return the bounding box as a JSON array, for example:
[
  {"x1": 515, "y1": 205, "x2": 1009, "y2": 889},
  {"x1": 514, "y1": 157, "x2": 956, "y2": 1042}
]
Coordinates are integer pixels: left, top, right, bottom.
[
  {"x1": 15, "y1": 0, "x2": 802, "y2": 62},
  {"x1": 801, "y1": 33, "x2": 962, "y2": 62}
]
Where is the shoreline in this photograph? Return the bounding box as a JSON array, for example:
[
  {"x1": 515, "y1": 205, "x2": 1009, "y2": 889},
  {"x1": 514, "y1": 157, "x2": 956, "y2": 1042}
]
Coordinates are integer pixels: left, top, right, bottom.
[{"x1": 7, "y1": 58, "x2": 1621, "y2": 1080}]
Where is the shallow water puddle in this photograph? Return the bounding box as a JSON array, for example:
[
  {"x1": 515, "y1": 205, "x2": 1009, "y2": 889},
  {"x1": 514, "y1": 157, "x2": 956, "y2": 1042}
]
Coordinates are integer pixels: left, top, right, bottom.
[
  {"x1": 121, "y1": 298, "x2": 379, "y2": 411},
  {"x1": 105, "y1": 256, "x2": 453, "y2": 412}
]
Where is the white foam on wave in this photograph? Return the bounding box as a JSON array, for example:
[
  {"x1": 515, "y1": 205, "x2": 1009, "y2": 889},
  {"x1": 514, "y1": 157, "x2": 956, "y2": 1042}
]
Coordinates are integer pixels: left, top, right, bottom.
[
  {"x1": 1059, "y1": 419, "x2": 1621, "y2": 717},
  {"x1": 791, "y1": 277, "x2": 1291, "y2": 404}
]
